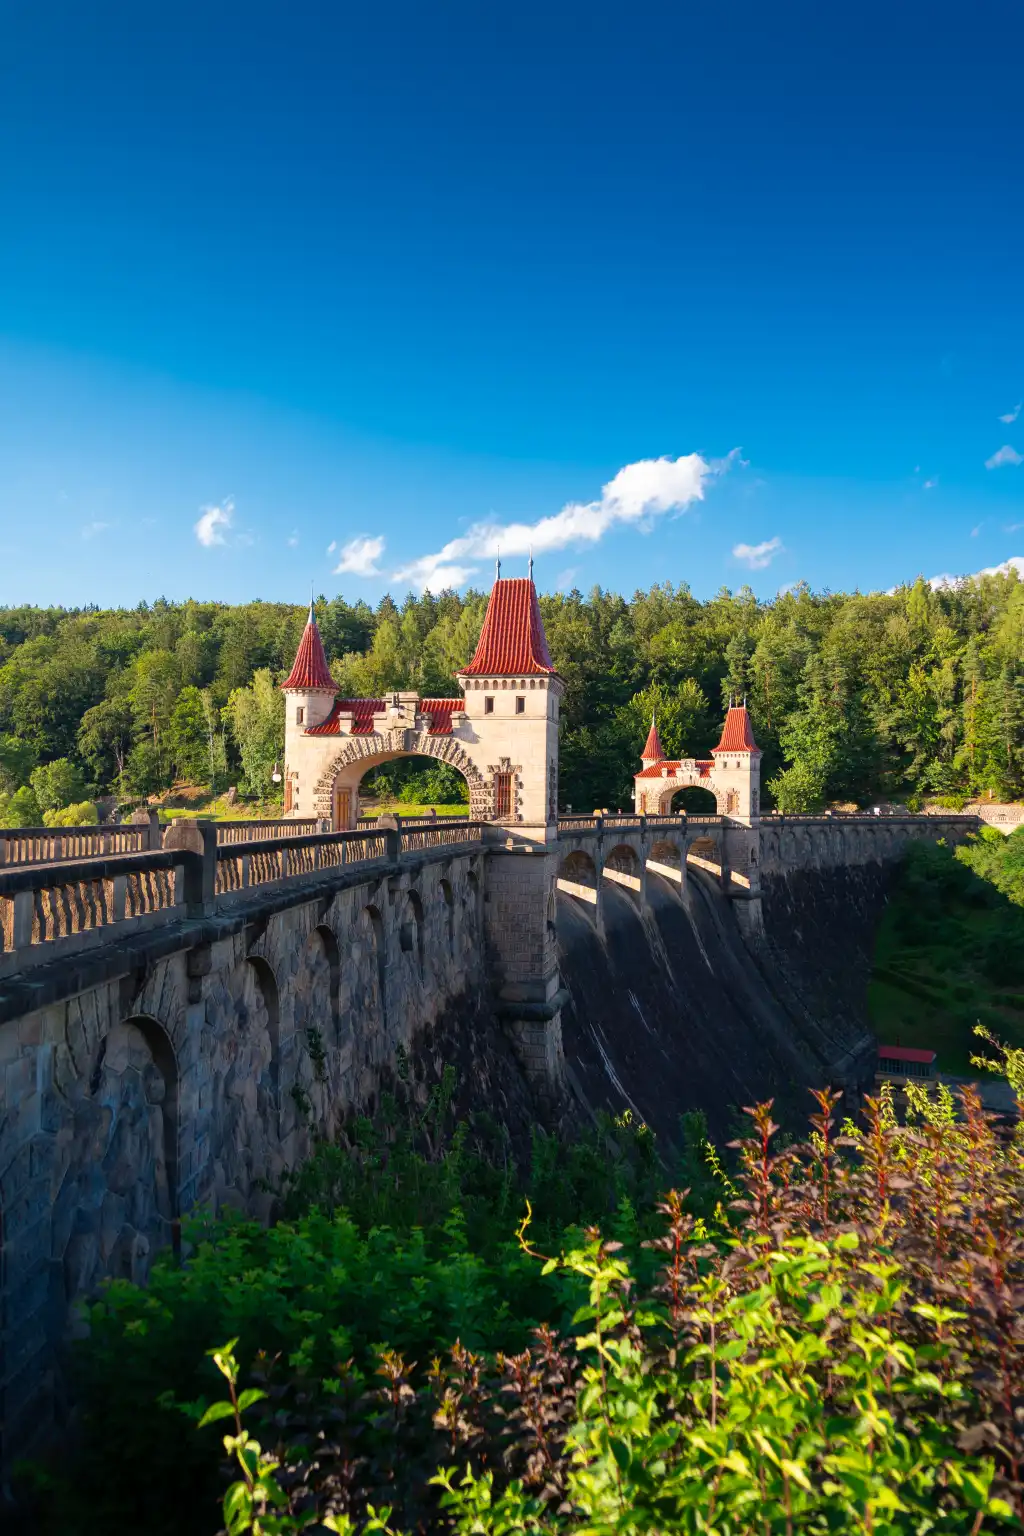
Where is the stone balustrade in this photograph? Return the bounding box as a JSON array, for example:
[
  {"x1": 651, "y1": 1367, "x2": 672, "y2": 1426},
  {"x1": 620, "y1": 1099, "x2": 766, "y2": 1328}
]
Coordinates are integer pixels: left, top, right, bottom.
[
  {"x1": 214, "y1": 817, "x2": 323, "y2": 844},
  {"x1": 0, "y1": 849, "x2": 196, "y2": 975},
  {"x1": 0, "y1": 818, "x2": 160, "y2": 866},
  {"x1": 0, "y1": 820, "x2": 489, "y2": 974}
]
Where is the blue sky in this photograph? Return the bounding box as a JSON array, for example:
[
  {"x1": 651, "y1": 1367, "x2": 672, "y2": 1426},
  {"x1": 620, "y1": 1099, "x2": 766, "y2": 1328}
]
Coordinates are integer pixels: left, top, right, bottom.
[{"x1": 2, "y1": 0, "x2": 1023, "y2": 608}]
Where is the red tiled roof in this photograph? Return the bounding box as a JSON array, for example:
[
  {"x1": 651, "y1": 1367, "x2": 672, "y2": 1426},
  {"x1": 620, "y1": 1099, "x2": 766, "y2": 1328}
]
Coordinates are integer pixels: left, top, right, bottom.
[
  {"x1": 636, "y1": 758, "x2": 714, "y2": 780},
  {"x1": 878, "y1": 1045, "x2": 936, "y2": 1064},
  {"x1": 419, "y1": 698, "x2": 462, "y2": 735},
  {"x1": 713, "y1": 705, "x2": 760, "y2": 754},
  {"x1": 641, "y1": 717, "x2": 664, "y2": 762},
  {"x1": 460, "y1": 578, "x2": 556, "y2": 676},
  {"x1": 305, "y1": 699, "x2": 385, "y2": 736},
  {"x1": 282, "y1": 608, "x2": 336, "y2": 691}
]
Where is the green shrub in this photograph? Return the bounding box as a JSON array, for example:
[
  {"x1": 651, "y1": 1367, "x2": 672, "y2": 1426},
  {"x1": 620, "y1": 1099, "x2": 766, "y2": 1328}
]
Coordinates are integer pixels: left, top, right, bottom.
[
  {"x1": 29, "y1": 756, "x2": 86, "y2": 813},
  {"x1": 0, "y1": 784, "x2": 41, "y2": 827},
  {"x1": 42, "y1": 799, "x2": 98, "y2": 827},
  {"x1": 197, "y1": 1082, "x2": 1024, "y2": 1534}
]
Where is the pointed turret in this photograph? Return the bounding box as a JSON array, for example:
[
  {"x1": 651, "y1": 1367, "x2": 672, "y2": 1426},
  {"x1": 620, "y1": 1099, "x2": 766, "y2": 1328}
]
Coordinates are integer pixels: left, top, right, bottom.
[
  {"x1": 712, "y1": 703, "x2": 761, "y2": 756},
  {"x1": 641, "y1": 713, "x2": 664, "y2": 765},
  {"x1": 459, "y1": 576, "x2": 556, "y2": 676},
  {"x1": 282, "y1": 602, "x2": 336, "y2": 693}
]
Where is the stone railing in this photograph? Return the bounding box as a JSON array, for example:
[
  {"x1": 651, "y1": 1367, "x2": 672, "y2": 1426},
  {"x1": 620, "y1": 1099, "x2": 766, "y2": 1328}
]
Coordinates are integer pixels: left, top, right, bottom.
[
  {"x1": 0, "y1": 814, "x2": 162, "y2": 867},
  {"x1": 397, "y1": 821, "x2": 486, "y2": 852},
  {"x1": 214, "y1": 818, "x2": 322, "y2": 844},
  {"x1": 214, "y1": 827, "x2": 392, "y2": 900},
  {"x1": 0, "y1": 849, "x2": 196, "y2": 975},
  {"x1": 557, "y1": 813, "x2": 696, "y2": 836},
  {"x1": 0, "y1": 820, "x2": 489, "y2": 973},
  {"x1": 760, "y1": 812, "x2": 979, "y2": 826}
]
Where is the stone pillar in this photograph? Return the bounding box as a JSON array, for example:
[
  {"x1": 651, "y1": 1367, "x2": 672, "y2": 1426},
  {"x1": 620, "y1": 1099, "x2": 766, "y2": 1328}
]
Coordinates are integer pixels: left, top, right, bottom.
[
  {"x1": 483, "y1": 842, "x2": 566, "y2": 1103},
  {"x1": 722, "y1": 822, "x2": 764, "y2": 936}
]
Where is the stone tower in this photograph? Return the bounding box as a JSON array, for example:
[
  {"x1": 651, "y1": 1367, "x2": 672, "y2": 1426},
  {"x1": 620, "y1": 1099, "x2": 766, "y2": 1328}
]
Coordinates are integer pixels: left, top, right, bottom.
[
  {"x1": 455, "y1": 572, "x2": 563, "y2": 841},
  {"x1": 710, "y1": 703, "x2": 762, "y2": 823},
  {"x1": 280, "y1": 603, "x2": 337, "y2": 817}
]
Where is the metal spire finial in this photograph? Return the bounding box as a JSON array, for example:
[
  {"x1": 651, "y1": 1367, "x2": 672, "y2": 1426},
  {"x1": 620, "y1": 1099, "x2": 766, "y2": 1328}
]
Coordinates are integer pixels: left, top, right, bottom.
[
  {"x1": 309, "y1": 582, "x2": 315, "y2": 623},
  {"x1": 495, "y1": 546, "x2": 501, "y2": 581},
  {"x1": 528, "y1": 545, "x2": 534, "y2": 583}
]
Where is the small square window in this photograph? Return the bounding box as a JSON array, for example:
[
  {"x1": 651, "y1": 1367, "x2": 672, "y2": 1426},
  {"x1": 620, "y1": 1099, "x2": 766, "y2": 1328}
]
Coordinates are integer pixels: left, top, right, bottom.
[
  {"x1": 515, "y1": 696, "x2": 525, "y2": 714},
  {"x1": 484, "y1": 696, "x2": 494, "y2": 714}
]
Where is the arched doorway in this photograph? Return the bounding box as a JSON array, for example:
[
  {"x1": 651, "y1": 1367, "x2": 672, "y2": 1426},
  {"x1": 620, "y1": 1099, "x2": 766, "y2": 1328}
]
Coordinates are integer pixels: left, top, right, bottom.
[
  {"x1": 670, "y1": 785, "x2": 720, "y2": 815},
  {"x1": 314, "y1": 737, "x2": 485, "y2": 828},
  {"x1": 359, "y1": 755, "x2": 470, "y2": 820}
]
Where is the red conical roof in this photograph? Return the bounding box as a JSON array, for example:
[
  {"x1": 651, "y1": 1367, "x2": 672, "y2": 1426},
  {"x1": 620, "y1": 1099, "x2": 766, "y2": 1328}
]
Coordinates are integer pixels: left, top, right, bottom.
[
  {"x1": 460, "y1": 578, "x2": 556, "y2": 676},
  {"x1": 641, "y1": 715, "x2": 664, "y2": 762},
  {"x1": 281, "y1": 605, "x2": 336, "y2": 691},
  {"x1": 713, "y1": 704, "x2": 760, "y2": 754}
]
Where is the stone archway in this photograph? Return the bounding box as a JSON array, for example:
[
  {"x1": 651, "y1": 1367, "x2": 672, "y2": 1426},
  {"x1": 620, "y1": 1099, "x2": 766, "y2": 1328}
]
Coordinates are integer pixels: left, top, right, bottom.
[
  {"x1": 312, "y1": 732, "x2": 488, "y2": 825},
  {"x1": 650, "y1": 776, "x2": 728, "y2": 816}
]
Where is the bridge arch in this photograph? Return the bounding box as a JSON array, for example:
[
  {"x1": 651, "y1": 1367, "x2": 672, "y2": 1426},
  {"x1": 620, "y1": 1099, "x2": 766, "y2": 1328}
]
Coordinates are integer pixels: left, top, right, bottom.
[
  {"x1": 401, "y1": 890, "x2": 426, "y2": 978},
  {"x1": 602, "y1": 842, "x2": 643, "y2": 907},
  {"x1": 556, "y1": 847, "x2": 600, "y2": 918},
  {"x1": 647, "y1": 836, "x2": 684, "y2": 887},
  {"x1": 439, "y1": 878, "x2": 455, "y2": 957},
  {"x1": 300, "y1": 924, "x2": 341, "y2": 1043},
  {"x1": 361, "y1": 903, "x2": 387, "y2": 1023}
]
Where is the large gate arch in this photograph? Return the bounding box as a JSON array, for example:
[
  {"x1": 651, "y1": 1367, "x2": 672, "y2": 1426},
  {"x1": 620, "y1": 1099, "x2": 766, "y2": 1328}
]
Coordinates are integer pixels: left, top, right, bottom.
[
  {"x1": 648, "y1": 775, "x2": 728, "y2": 816},
  {"x1": 312, "y1": 732, "x2": 487, "y2": 824}
]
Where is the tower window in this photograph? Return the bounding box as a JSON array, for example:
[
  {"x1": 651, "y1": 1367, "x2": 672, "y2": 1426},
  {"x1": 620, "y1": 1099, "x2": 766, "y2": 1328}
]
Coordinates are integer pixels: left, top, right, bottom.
[
  {"x1": 296, "y1": 706, "x2": 304, "y2": 725},
  {"x1": 493, "y1": 771, "x2": 512, "y2": 818},
  {"x1": 515, "y1": 696, "x2": 525, "y2": 714},
  {"x1": 484, "y1": 696, "x2": 494, "y2": 714}
]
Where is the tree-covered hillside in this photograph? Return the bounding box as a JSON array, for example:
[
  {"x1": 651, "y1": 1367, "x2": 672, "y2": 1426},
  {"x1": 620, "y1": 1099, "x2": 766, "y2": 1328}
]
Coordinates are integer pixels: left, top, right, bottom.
[{"x1": 2, "y1": 567, "x2": 1024, "y2": 822}]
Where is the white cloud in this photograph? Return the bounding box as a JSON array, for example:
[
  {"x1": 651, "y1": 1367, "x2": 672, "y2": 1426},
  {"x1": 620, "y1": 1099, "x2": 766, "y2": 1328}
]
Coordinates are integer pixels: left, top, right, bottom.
[
  {"x1": 81, "y1": 520, "x2": 110, "y2": 539},
  {"x1": 922, "y1": 477, "x2": 938, "y2": 491},
  {"x1": 732, "y1": 536, "x2": 783, "y2": 570},
  {"x1": 999, "y1": 402, "x2": 1021, "y2": 424},
  {"x1": 971, "y1": 523, "x2": 983, "y2": 537},
  {"x1": 392, "y1": 452, "x2": 726, "y2": 591},
  {"x1": 326, "y1": 540, "x2": 337, "y2": 554},
  {"x1": 929, "y1": 555, "x2": 1024, "y2": 590},
  {"x1": 985, "y1": 445, "x2": 1023, "y2": 469},
  {"x1": 555, "y1": 567, "x2": 579, "y2": 591},
  {"x1": 334, "y1": 534, "x2": 385, "y2": 577},
  {"x1": 194, "y1": 499, "x2": 234, "y2": 547},
  {"x1": 288, "y1": 530, "x2": 299, "y2": 548}
]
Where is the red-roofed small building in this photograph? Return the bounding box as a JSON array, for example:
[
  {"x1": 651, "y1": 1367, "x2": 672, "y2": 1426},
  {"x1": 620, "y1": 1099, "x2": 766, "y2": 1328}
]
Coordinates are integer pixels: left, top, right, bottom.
[
  {"x1": 281, "y1": 574, "x2": 564, "y2": 834},
  {"x1": 632, "y1": 699, "x2": 762, "y2": 824}
]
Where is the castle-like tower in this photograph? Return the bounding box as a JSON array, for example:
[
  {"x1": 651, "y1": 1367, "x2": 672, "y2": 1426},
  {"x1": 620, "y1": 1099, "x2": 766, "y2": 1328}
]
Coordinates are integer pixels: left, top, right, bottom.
[
  {"x1": 633, "y1": 702, "x2": 761, "y2": 823},
  {"x1": 281, "y1": 574, "x2": 564, "y2": 839}
]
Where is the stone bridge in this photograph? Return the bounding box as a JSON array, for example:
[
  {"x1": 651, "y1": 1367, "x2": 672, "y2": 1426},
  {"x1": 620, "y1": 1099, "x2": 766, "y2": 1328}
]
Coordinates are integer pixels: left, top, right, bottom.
[{"x1": 0, "y1": 806, "x2": 979, "y2": 1458}]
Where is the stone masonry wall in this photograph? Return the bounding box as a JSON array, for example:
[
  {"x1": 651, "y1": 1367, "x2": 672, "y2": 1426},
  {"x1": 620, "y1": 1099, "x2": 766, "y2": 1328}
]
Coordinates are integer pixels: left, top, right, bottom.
[{"x1": 0, "y1": 851, "x2": 486, "y2": 1462}]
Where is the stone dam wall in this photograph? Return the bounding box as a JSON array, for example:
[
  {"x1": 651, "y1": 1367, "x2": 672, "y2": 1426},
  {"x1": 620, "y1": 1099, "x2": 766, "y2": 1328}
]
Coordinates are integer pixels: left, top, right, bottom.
[{"x1": 0, "y1": 811, "x2": 978, "y2": 1462}]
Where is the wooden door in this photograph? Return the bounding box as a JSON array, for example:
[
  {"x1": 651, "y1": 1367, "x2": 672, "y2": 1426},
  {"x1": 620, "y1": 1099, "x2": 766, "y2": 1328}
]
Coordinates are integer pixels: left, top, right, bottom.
[{"x1": 333, "y1": 787, "x2": 352, "y2": 830}]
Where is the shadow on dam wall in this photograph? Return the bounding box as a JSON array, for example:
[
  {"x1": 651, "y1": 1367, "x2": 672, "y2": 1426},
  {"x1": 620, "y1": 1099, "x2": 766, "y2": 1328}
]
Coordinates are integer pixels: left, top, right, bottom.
[{"x1": 557, "y1": 868, "x2": 880, "y2": 1145}]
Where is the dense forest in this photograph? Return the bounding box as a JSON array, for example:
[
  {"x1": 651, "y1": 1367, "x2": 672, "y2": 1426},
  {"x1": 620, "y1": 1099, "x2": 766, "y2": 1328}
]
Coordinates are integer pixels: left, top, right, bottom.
[{"x1": 2, "y1": 567, "x2": 1024, "y2": 825}]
